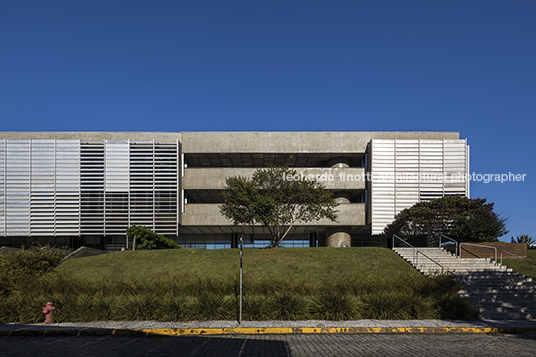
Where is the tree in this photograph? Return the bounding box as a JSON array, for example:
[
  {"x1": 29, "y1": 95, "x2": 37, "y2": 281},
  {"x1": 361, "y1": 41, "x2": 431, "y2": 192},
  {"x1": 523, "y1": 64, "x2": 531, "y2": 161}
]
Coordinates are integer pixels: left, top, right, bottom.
[
  {"x1": 383, "y1": 195, "x2": 508, "y2": 243},
  {"x1": 220, "y1": 166, "x2": 338, "y2": 247},
  {"x1": 126, "y1": 225, "x2": 180, "y2": 250},
  {"x1": 511, "y1": 234, "x2": 536, "y2": 250}
]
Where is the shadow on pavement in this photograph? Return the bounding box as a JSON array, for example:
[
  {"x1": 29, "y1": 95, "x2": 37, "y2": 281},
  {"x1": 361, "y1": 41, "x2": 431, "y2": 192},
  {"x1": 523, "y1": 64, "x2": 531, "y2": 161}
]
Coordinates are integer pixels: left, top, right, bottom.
[{"x1": 0, "y1": 331, "x2": 292, "y2": 357}]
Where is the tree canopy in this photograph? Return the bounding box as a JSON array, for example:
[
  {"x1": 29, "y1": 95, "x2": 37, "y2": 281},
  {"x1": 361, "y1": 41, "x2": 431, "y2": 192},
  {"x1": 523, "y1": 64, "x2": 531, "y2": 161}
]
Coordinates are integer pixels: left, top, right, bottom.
[
  {"x1": 383, "y1": 195, "x2": 508, "y2": 243},
  {"x1": 220, "y1": 166, "x2": 338, "y2": 247},
  {"x1": 126, "y1": 225, "x2": 180, "y2": 250}
]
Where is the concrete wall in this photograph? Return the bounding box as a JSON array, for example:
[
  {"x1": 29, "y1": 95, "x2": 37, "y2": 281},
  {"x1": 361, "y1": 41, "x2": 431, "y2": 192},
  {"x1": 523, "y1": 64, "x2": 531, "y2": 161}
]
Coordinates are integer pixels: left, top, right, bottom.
[
  {"x1": 184, "y1": 167, "x2": 366, "y2": 190},
  {"x1": 182, "y1": 203, "x2": 366, "y2": 226},
  {"x1": 0, "y1": 132, "x2": 181, "y2": 141},
  {"x1": 181, "y1": 132, "x2": 459, "y2": 154}
]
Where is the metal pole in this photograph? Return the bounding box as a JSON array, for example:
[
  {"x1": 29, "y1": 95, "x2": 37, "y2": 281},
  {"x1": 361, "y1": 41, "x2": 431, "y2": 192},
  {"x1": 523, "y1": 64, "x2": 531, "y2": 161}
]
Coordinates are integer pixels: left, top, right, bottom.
[{"x1": 239, "y1": 237, "x2": 243, "y2": 324}]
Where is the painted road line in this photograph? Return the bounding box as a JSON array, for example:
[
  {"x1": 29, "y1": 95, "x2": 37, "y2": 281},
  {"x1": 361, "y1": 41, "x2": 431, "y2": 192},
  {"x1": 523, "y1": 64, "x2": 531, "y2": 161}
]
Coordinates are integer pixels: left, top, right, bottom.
[
  {"x1": 136, "y1": 326, "x2": 536, "y2": 336},
  {"x1": 2, "y1": 326, "x2": 536, "y2": 336}
]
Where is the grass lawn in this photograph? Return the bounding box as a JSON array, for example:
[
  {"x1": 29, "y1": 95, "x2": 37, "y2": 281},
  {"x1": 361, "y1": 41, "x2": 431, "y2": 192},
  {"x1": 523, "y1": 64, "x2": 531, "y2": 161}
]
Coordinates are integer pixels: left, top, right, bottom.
[
  {"x1": 1, "y1": 247, "x2": 477, "y2": 322},
  {"x1": 55, "y1": 247, "x2": 425, "y2": 293},
  {"x1": 501, "y1": 250, "x2": 536, "y2": 279}
]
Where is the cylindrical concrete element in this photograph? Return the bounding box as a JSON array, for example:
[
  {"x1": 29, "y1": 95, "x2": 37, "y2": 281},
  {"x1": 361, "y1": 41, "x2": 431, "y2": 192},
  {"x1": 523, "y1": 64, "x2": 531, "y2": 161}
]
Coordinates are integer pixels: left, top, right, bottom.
[
  {"x1": 326, "y1": 227, "x2": 351, "y2": 247},
  {"x1": 327, "y1": 158, "x2": 351, "y2": 168},
  {"x1": 326, "y1": 159, "x2": 352, "y2": 246},
  {"x1": 332, "y1": 191, "x2": 352, "y2": 204}
]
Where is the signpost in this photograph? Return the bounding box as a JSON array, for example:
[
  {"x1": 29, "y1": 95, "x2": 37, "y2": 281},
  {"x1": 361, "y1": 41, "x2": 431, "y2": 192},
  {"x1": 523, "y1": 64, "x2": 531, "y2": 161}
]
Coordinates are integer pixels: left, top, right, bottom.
[{"x1": 239, "y1": 236, "x2": 243, "y2": 324}]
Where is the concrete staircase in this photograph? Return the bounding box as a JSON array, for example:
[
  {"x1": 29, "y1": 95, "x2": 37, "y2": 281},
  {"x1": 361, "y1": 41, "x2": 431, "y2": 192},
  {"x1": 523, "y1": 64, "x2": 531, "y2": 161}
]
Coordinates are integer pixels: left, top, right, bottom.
[{"x1": 393, "y1": 247, "x2": 536, "y2": 320}]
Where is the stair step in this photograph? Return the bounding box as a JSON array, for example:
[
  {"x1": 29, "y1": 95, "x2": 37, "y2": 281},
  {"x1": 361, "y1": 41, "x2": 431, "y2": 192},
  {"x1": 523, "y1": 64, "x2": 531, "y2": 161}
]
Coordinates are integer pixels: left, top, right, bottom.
[
  {"x1": 479, "y1": 302, "x2": 536, "y2": 308},
  {"x1": 479, "y1": 306, "x2": 536, "y2": 313},
  {"x1": 393, "y1": 247, "x2": 536, "y2": 320},
  {"x1": 480, "y1": 313, "x2": 535, "y2": 319}
]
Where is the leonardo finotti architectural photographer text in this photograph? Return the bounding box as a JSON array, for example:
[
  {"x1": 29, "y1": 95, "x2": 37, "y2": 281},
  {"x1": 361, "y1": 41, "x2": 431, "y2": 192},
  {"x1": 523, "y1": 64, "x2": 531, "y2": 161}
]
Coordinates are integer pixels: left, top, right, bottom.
[{"x1": 282, "y1": 172, "x2": 526, "y2": 184}]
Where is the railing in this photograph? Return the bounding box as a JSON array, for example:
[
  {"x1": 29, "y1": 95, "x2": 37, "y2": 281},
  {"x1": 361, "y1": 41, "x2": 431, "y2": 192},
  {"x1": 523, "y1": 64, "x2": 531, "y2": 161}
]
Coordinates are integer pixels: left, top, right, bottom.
[
  {"x1": 447, "y1": 271, "x2": 481, "y2": 317},
  {"x1": 500, "y1": 250, "x2": 536, "y2": 268},
  {"x1": 460, "y1": 243, "x2": 498, "y2": 265},
  {"x1": 393, "y1": 237, "x2": 482, "y2": 317},
  {"x1": 392, "y1": 234, "x2": 416, "y2": 264},
  {"x1": 416, "y1": 251, "x2": 444, "y2": 274},
  {"x1": 439, "y1": 234, "x2": 459, "y2": 258}
]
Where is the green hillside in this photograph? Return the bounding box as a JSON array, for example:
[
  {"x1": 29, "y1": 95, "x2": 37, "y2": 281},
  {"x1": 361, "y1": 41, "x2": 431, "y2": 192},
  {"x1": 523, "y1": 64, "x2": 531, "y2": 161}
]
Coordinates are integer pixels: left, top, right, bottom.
[
  {"x1": 56, "y1": 247, "x2": 423, "y2": 291},
  {"x1": 501, "y1": 250, "x2": 536, "y2": 279},
  {"x1": 1, "y1": 247, "x2": 477, "y2": 323}
]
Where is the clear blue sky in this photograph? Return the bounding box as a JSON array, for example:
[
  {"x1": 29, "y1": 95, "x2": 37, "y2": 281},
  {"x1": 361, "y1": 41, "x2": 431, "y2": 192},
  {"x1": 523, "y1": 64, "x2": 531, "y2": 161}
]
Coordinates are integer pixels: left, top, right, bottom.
[{"x1": 1, "y1": 1, "x2": 535, "y2": 241}]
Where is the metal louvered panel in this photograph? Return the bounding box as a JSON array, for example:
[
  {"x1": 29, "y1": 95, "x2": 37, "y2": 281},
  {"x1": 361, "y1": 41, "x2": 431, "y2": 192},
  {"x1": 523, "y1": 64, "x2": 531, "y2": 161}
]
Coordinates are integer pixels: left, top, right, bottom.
[
  {"x1": 128, "y1": 141, "x2": 179, "y2": 235},
  {"x1": 394, "y1": 140, "x2": 419, "y2": 213},
  {"x1": 54, "y1": 140, "x2": 80, "y2": 236},
  {"x1": 5, "y1": 140, "x2": 30, "y2": 235},
  {"x1": 371, "y1": 139, "x2": 469, "y2": 235},
  {"x1": 443, "y1": 140, "x2": 468, "y2": 196},
  {"x1": 103, "y1": 141, "x2": 129, "y2": 235},
  {"x1": 105, "y1": 141, "x2": 129, "y2": 193},
  {"x1": 0, "y1": 140, "x2": 5, "y2": 236},
  {"x1": 370, "y1": 140, "x2": 395, "y2": 236},
  {"x1": 30, "y1": 140, "x2": 55, "y2": 236},
  {"x1": 154, "y1": 142, "x2": 178, "y2": 235},
  {"x1": 1, "y1": 138, "x2": 180, "y2": 239},
  {"x1": 129, "y1": 142, "x2": 154, "y2": 228},
  {"x1": 419, "y1": 140, "x2": 444, "y2": 201},
  {"x1": 81, "y1": 142, "x2": 104, "y2": 234}
]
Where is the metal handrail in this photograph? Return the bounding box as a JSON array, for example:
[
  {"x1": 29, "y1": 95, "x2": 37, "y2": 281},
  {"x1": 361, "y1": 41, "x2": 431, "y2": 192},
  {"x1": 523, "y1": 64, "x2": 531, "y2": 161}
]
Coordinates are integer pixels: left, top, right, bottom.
[
  {"x1": 393, "y1": 234, "x2": 416, "y2": 264},
  {"x1": 393, "y1": 239, "x2": 482, "y2": 317},
  {"x1": 439, "y1": 234, "x2": 459, "y2": 259},
  {"x1": 500, "y1": 250, "x2": 536, "y2": 268},
  {"x1": 460, "y1": 243, "x2": 498, "y2": 265},
  {"x1": 447, "y1": 271, "x2": 481, "y2": 317},
  {"x1": 415, "y1": 251, "x2": 444, "y2": 274}
]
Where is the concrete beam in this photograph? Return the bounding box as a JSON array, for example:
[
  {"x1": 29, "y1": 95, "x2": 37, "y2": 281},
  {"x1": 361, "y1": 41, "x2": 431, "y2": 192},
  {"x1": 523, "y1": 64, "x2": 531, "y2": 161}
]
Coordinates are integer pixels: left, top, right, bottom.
[
  {"x1": 181, "y1": 203, "x2": 366, "y2": 226},
  {"x1": 0, "y1": 132, "x2": 182, "y2": 141},
  {"x1": 181, "y1": 132, "x2": 460, "y2": 153},
  {"x1": 183, "y1": 167, "x2": 366, "y2": 190}
]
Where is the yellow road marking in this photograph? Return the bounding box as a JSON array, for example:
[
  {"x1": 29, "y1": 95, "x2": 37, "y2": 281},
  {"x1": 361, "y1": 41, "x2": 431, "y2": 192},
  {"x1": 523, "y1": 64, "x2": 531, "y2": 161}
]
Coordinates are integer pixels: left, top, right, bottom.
[{"x1": 136, "y1": 326, "x2": 536, "y2": 336}]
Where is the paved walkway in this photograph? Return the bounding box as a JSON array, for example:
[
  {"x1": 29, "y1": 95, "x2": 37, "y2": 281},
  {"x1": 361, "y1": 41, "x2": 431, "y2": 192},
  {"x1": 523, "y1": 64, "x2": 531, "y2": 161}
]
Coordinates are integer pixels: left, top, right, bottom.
[
  {"x1": 2, "y1": 320, "x2": 536, "y2": 356},
  {"x1": 2, "y1": 319, "x2": 536, "y2": 335},
  {"x1": 2, "y1": 330, "x2": 536, "y2": 356}
]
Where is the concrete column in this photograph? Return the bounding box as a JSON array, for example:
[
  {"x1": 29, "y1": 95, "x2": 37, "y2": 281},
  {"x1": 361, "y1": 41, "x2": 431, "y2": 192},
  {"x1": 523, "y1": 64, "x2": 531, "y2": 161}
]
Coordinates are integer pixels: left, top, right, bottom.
[{"x1": 326, "y1": 227, "x2": 351, "y2": 247}]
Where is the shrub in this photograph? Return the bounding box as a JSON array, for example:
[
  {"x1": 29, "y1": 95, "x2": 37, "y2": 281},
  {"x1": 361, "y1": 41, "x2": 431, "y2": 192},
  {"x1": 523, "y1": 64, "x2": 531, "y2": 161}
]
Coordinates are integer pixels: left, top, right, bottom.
[
  {"x1": 242, "y1": 295, "x2": 269, "y2": 320},
  {"x1": 309, "y1": 292, "x2": 360, "y2": 320},
  {"x1": 266, "y1": 293, "x2": 308, "y2": 320},
  {"x1": 156, "y1": 296, "x2": 186, "y2": 321},
  {"x1": 126, "y1": 225, "x2": 180, "y2": 250},
  {"x1": 114, "y1": 295, "x2": 160, "y2": 321},
  {"x1": 183, "y1": 294, "x2": 235, "y2": 321},
  {"x1": 0, "y1": 245, "x2": 66, "y2": 297},
  {"x1": 359, "y1": 292, "x2": 439, "y2": 319},
  {"x1": 434, "y1": 293, "x2": 478, "y2": 319}
]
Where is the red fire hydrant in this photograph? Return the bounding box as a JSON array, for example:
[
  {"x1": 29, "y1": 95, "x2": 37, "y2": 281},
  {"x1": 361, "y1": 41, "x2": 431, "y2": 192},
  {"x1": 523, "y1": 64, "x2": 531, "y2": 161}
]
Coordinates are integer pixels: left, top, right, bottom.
[{"x1": 42, "y1": 302, "x2": 55, "y2": 323}]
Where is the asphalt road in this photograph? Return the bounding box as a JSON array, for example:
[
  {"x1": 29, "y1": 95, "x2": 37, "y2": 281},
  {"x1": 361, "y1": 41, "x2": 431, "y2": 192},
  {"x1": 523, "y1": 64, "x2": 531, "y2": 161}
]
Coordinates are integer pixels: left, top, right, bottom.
[{"x1": 1, "y1": 331, "x2": 536, "y2": 357}]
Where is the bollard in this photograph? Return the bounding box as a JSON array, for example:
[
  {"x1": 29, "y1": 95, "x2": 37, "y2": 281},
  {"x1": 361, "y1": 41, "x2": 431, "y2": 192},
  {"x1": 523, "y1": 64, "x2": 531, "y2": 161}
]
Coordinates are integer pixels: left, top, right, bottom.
[{"x1": 42, "y1": 302, "x2": 55, "y2": 323}]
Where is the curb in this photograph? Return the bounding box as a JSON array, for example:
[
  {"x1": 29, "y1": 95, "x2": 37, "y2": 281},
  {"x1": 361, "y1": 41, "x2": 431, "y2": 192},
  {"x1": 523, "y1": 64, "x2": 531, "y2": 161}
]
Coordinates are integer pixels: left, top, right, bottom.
[{"x1": 2, "y1": 326, "x2": 536, "y2": 336}]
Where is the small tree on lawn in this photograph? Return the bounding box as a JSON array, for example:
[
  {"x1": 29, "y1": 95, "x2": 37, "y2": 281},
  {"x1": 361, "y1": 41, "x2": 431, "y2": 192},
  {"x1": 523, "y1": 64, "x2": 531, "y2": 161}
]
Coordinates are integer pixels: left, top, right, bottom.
[
  {"x1": 220, "y1": 166, "x2": 338, "y2": 247},
  {"x1": 383, "y1": 195, "x2": 508, "y2": 243},
  {"x1": 126, "y1": 225, "x2": 180, "y2": 250}
]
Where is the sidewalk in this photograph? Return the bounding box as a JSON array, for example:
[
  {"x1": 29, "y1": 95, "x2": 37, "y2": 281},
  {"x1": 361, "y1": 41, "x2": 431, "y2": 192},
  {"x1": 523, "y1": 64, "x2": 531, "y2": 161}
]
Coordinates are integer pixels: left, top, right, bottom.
[{"x1": 2, "y1": 319, "x2": 536, "y2": 336}]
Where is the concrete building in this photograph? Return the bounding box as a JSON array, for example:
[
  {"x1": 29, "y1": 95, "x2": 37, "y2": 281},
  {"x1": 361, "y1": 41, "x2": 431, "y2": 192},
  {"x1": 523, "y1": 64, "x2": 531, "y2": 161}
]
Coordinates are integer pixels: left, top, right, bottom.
[{"x1": 0, "y1": 132, "x2": 469, "y2": 250}]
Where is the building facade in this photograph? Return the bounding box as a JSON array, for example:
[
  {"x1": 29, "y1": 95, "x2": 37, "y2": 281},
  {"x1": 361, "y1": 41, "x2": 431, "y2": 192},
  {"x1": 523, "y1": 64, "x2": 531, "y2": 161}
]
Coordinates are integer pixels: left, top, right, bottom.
[{"x1": 0, "y1": 132, "x2": 469, "y2": 250}]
